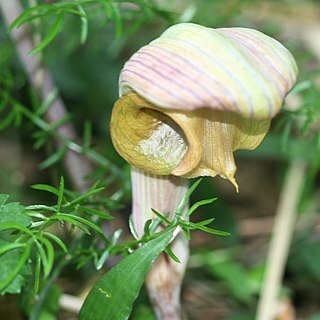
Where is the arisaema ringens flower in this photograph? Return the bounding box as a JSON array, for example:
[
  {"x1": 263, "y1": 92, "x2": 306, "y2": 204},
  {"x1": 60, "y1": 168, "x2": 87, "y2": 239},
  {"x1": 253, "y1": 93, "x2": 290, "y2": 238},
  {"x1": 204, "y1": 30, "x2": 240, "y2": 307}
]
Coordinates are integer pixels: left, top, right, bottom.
[{"x1": 110, "y1": 23, "x2": 298, "y2": 319}]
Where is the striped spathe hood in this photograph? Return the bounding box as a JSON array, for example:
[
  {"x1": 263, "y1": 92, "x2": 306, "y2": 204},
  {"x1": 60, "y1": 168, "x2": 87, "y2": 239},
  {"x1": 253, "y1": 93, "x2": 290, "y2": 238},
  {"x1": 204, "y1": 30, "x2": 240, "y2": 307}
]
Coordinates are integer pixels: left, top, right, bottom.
[{"x1": 119, "y1": 23, "x2": 298, "y2": 120}]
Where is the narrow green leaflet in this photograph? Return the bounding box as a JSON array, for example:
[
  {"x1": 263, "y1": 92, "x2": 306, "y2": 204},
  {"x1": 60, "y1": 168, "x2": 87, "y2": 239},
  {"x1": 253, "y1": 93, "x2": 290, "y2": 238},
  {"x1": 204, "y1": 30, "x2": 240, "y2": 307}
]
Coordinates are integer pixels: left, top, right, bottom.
[
  {"x1": 186, "y1": 197, "x2": 217, "y2": 218},
  {"x1": 31, "y1": 184, "x2": 59, "y2": 196},
  {"x1": 176, "y1": 178, "x2": 202, "y2": 215},
  {"x1": 77, "y1": 4, "x2": 88, "y2": 44},
  {"x1": 80, "y1": 206, "x2": 114, "y2": 220},
  {"x1": 57, "y1": 176, "x2": 64, "y2": 212},
  {"x1": 38, "y1": 144, "x2": 67, "y2": 170},
  {"x1": 30, "y1": 13, "x2": 64, "y2": 55},
  {"x1": 79, "y1": 230, "x2": 174, "y2": 320}
]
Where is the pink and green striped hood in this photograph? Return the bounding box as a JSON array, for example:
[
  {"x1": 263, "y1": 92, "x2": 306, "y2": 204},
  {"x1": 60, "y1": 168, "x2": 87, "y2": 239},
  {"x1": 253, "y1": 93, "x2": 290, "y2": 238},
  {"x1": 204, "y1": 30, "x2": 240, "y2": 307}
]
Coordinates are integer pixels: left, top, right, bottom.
[{"x1": 119, "y1": 23, "x2": 298, "y2": 120}]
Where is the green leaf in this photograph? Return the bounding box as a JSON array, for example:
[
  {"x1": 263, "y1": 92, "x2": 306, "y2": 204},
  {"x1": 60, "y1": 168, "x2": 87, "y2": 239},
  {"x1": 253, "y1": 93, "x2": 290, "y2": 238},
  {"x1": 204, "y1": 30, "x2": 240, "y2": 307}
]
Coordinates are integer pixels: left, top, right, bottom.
[
  {"x1": 176, "y1": 178, "x2": 202, "y2": 215},
  {"x1": 34, "y1": 255, "x2": 41, "y2": 293},
  {"x1": 0, "y1": 242, "x2": 26, "y2": 255},
  {"x1": 77, "y1": 5, "x2": 88, "y2": 44},
  {"x1": 0, "y1": 240, "x2": 32, "y2": 293},
  {"x1": 83, "y1": 121, "x2": 92, "y2": 149},
  {"x1": 0, "y1": 195, "x2": 9, "y2": 206},
  {"x1": 196, "y1": 218, "x2": 216, "y2": 226},
  {"x1": 165, "y1": 246, "x2": 181, "y2": 263},
  {"x1": 143, "y1": 219, "x2": 152, "y2": 237},
  {"x1": 66, "y1": 187, "x2": 105, "y2": 206},
  {"x1": 26, "y1": 205, "x2": 57, "y2": 212},
  {"x1": 187, "y1": 198, "x2": 217, "y2": 218},
  {"x1": 0, "y1": 223, "x2": 34, "y2": 237},
  {"x1": 36, "y1": 237, "x2": 55, "y2": 278},
  {"x1": 0, "y1": 110, "x2": 15, "y2": 130},
  {"x1": 31, "y1": 184, "x2": 59, "y2": 196},
  {"x1": 30, "y1": 13, "x2": 64, "y2": 55},
  {"x1": 151, "y1": 208, "x2": 171, "y2": 225},
  {"x1": 0, "y1": 195, "x2": 31, "y2": 228},
  {"x1": 79, "y1": 230, "x2": 174, "y2": 320},
  {"x1": 80, "y1": 206, "x2": 114, "y2": 220},
  {"x1": 38, "y1": 144, "x2": 67, "y2": 170},
  {"x1": 36, "y1": 88, "x2": 59, "y2": 116},
  {"x1": 8, "y1": 4, "x2": 58, "y2": 31},
  {"x1": 43, "y1": 232, "x2": 67, "y2": 253},
  {"x1": 188, "y1": 222, "x2": 230, "y2": 236},
  {"x1": 57, "y1": 176, "x2": 64, "y2": 212},
  {"x1": 49, "y1": 215, "x2": 91, "y2": 235},
  {"x1": 35, "y1": 240, "x2": 51, "y2": 278},
  {"x1": 58, "y1": 214, "x2": 107, "y2": 240},
  {"x1": 32, "y1": 131, "x2": 49, "y2": 150},
  {"x1": 111, "y1": 3, "x2": 123, "y2": 39},
  {"x1": 95, "y1": 249, "x2": 110, "y2": 271},
  {"x1": 129, "y1": 215, "x2": 139, "y2": 240}
]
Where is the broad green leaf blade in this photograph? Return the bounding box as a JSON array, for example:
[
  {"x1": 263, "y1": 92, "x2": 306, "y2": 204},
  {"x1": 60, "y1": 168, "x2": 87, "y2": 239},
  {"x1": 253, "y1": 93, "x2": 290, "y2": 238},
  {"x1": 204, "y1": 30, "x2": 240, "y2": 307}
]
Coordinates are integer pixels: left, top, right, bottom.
[
  {"x1": 0, "y1": 195, "x2": 31, "y2": 227},
  {"x1": 0, "y1": 240, "x2": 32, "y2": 293},
  {"x1": 79, "y1": 230, "x2": 174, "y2": 320}
]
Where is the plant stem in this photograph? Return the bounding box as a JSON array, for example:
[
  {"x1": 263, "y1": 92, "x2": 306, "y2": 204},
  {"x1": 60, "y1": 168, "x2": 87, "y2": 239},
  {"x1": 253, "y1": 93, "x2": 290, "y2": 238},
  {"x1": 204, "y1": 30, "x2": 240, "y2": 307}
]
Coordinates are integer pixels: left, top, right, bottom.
[
  {"x1": 30, "y1": 257, "x2": 70, "y2": 320},
  {"x1": 0, "y1": 0, "x2": 92, "y2": 192},
  {"x1": 256, "y1": 160, "x2": 306, "y2": 320},
  {"x1": 131, "y1": 167, "x2": 189, "y2": 320}
]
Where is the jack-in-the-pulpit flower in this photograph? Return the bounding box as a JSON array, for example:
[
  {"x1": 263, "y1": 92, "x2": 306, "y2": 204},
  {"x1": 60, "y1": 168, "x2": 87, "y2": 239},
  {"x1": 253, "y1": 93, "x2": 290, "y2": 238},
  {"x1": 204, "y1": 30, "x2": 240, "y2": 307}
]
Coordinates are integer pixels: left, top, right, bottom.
[
  {"x1": 110, "y1": 23, "x2": 298, "y2": 320},
  {"x1": 111, "y1": 23, "x2": 297, "y2": 190}
]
